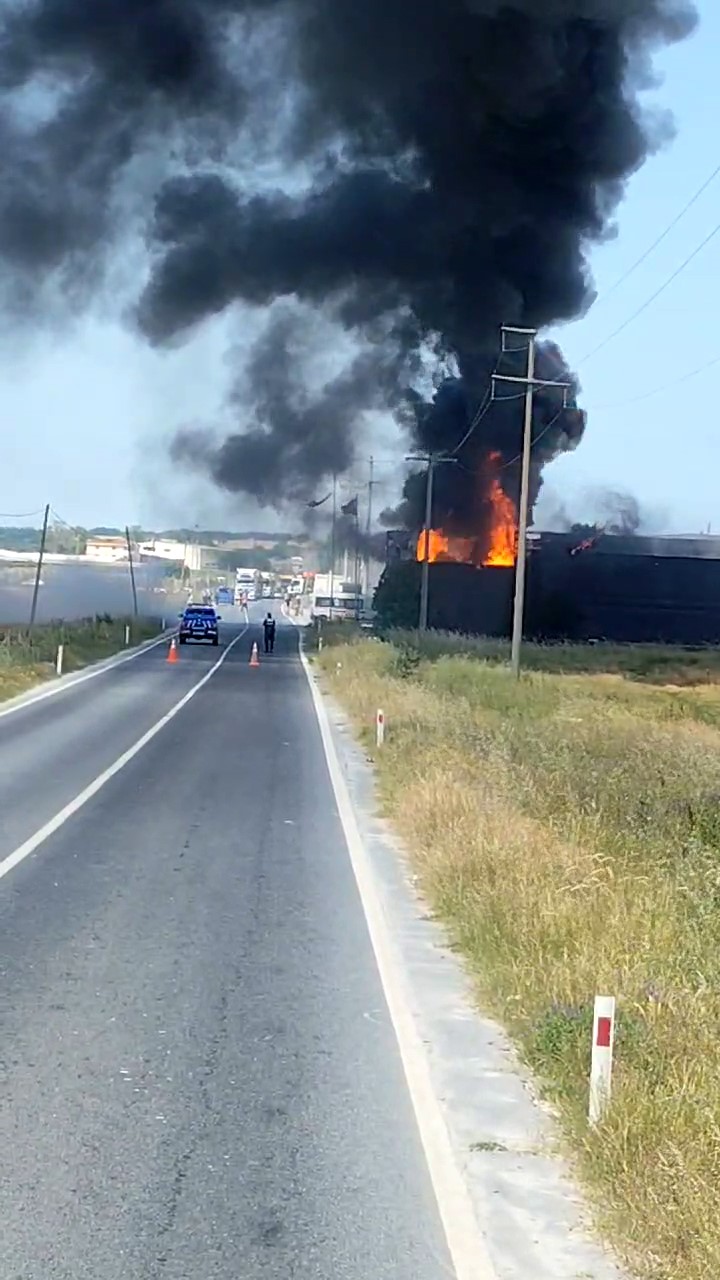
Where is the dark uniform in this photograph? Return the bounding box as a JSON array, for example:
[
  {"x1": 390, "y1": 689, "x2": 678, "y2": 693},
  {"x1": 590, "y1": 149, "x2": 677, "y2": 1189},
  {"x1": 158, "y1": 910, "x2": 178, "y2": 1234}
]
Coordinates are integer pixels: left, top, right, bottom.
[{"x1": 263, "y1": 614, "x2": 276, "y2": 653}]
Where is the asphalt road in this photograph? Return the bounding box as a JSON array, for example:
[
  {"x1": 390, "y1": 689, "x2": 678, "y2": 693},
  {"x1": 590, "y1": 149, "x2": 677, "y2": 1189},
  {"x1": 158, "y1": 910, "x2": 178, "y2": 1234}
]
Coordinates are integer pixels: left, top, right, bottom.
[{"x1": 0, "y1": 605, "x2": 452, "y2": 1279}]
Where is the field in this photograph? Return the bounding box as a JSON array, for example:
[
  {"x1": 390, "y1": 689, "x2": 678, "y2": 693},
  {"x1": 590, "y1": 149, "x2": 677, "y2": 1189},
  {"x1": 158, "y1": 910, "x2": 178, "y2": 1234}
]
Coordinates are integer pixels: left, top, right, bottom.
[
  {"x1": 0, "y1": 616, "x2": 162, "y2": 702},
  {"x1": 312, "y1": 625, "x2": 720, "y2": 1280}
]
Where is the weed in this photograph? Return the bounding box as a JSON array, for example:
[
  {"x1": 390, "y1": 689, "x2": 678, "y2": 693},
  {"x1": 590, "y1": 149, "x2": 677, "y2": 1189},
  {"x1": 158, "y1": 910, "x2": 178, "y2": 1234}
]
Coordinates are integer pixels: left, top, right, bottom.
[
  {"x1": 0, "y1": 616, "x2": 159, "y2": 703},
  {"x1": 320, "y1": 634, "x2": 720, "y2": 1280}
]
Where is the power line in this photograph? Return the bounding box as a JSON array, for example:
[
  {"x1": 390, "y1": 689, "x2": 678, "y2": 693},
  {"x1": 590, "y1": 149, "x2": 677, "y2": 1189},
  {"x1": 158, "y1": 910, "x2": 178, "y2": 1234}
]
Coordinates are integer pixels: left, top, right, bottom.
[
  {"x1": 448, "y1": 343, "x2": 508, "y2": 456},
  {"x1": 51, "y1": 508, "x2": 88, "y2": 540},
  {"x1": 449, "y1": 388, "x2": 494, "y2": 455},
  {"x1": 0, "y1": 508, "x2": 45, "y2": 519},
  {"x1": 588, "y1": 349, "x2": 720, "y2": 411},
  {"x1": 50, "y1": 508, "x2": 78, "y2": 530},
  {"x1": 499, "y1": 409, "x2": 565, "y2": 470},
  {"x1": 598, "y1": 159, "x2": 720, "y2": 304},
  {"x1": 446, "y1": 329, "x2": 573, "y2": 463},
  {"x1": 579, "y1": 216, "x2": 720, "y2": 366}
]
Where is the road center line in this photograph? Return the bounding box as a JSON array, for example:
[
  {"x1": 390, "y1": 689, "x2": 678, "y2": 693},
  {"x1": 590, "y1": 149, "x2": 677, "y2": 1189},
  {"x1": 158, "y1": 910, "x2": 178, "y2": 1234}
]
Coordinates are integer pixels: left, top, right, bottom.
[{"x1": 0, "y1": 629, "x2": 247, "y2": 884}]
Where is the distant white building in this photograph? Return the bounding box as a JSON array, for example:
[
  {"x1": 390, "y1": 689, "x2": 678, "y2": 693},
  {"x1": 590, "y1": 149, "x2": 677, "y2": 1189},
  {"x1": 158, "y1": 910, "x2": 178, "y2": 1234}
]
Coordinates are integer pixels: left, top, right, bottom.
[
  {"x1": 138, "y1": 539, "x2": 187, "y2": 563},
  {"x1": 138, "y1": 540, "x2": 214, "y2": 571},
  {"x1": 85, "y1": 536, "x2": 129, "y2": 563}
]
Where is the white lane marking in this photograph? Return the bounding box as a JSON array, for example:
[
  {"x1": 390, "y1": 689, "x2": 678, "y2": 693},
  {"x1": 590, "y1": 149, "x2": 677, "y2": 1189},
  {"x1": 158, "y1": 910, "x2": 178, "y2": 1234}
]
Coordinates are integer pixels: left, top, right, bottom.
[
  {"x1": 0, "y1": 630, "x2": 172, "y2": 723},
  {"x1": 0, "y1": 630, "x2": 247, "y2": 884},
  {"x1": 299, "y1": 643, "x2": 498, "y2": 1280}
]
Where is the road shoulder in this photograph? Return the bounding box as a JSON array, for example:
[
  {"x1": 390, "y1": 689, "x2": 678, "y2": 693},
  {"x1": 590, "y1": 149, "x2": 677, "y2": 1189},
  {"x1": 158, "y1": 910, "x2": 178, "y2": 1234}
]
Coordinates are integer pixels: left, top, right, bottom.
[
  {"x1": 0, "y1": 627, "x2": 171, "y2": 721},
  {"x1": 300, "y1": 642, "x2": 627, "y2": 1280}
]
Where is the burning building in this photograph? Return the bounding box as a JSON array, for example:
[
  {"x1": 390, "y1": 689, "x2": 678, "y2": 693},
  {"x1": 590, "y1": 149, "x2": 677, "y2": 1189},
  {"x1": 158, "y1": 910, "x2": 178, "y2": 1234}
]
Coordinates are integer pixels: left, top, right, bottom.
[
  {"x1": 393, "y1": 342, "x2": 587, "y2": 576},
  {"x1": 416, "y1": 452, "x2": 518, "y2": 569},
  {"x1": 384, "y1": 528, "x2": 720, "y2": 645}
]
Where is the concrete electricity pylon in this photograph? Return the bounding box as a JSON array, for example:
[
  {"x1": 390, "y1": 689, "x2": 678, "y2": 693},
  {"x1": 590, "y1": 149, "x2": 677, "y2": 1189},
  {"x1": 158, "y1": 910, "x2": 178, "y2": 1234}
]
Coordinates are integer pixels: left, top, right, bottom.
[
  {"x1": 406, "y1": 452, "x2": 457, "y2": 633},
  {"x1": 492, "y1": 325, "x2": 570, "y2": 676}
]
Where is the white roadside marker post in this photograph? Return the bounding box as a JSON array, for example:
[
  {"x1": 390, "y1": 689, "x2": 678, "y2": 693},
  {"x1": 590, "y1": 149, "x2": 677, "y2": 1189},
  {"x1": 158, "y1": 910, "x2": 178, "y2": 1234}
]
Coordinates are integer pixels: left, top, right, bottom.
[
  {"x1": 125, "y1": 624, "x2": 131, "y2": 647},
  {"x1": 376, "y1": 708, "x2": 385, "y2": 748},
  {"x1": 589, "y1": 994, "x2": 616, "y2": 1126},
  {"x1": 55, "y1": 644, "x2": 64, "y2": 677}
]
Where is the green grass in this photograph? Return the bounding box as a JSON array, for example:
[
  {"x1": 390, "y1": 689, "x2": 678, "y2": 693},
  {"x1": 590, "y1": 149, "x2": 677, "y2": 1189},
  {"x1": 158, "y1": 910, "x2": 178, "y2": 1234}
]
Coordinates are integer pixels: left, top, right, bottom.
[
  {"x1": 0, "y1": 615, "x2": 162, "y2": 702},
  {"x1": 315, "y1": 631, "x2": 720, "y2": 1280}
]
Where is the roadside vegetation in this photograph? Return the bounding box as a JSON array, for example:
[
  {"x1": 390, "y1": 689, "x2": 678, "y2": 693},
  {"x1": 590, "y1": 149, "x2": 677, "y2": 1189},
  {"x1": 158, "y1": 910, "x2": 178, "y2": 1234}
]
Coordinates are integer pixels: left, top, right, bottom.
[
  {"x1": 312, "y1": 624, "x2": 720, "y2": 1280},
  {"x1": 0, "y1": 615, "x2": 161, "y2": 702}
]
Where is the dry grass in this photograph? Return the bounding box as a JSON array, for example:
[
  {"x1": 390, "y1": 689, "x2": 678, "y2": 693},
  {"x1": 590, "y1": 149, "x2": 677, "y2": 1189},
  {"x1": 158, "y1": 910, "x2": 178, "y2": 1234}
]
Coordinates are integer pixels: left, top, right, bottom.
[
  {"x1": 0, "y1": 615, "x2": 160, "y2": 703},
  {"x1": 315, "y1": 629, "x2": 720, "y2": 1280}
]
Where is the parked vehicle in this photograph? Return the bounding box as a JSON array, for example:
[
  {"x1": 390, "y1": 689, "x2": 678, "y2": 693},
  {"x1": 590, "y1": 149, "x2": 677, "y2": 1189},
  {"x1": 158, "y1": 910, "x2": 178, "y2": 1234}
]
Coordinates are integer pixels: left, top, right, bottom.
[
  {"x1": 235, "y1": 567, "x2": 259, "y2": 603},
  {"x1": 178, "y1": 604, "x2": 220, "y2": 645},
  {"x1": 310, "y1": 575, "x2": 362, "y2": 622}
]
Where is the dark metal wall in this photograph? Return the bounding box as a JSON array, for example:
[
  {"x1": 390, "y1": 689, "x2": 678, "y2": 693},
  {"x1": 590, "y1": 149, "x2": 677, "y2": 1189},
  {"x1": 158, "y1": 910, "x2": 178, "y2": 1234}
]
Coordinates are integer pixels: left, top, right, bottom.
[
  {"x1": 526, "y1": 550, "x2": 720, "y2": 644},
  {"x1": 421, "y1": 552, "x2": 720, "y2": 645}
]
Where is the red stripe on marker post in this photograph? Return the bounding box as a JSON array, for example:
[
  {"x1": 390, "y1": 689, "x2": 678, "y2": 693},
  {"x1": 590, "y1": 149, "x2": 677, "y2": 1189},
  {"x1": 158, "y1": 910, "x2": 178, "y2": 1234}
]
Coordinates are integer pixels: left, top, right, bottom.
[
  {"x1": 596, "y1": 1016, "x2": 612, "y2": 1049},
  {"x1": 589, "y1": 995, "x2": 616, "y2": 1126}
]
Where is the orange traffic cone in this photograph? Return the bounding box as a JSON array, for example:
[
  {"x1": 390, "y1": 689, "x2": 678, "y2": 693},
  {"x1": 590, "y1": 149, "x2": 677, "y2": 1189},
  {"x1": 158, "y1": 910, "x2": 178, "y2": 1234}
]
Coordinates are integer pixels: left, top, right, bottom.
[
  {"x1": 249, "y1": 641, "x2": 260, "y2": 668},
  {"x1": 167, "y1": 637, "x2": 179, "y2": 664}
]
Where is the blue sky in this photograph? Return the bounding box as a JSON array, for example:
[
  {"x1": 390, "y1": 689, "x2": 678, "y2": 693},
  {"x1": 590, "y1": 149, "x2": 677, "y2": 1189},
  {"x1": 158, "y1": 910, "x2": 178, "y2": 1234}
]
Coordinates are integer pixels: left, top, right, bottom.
[
  {"x1": 545, "y1": 0, "x2": 720, "y2": 533},
  {"x1": 0, "y1": 2, "x2": 717, "y2": 532}
]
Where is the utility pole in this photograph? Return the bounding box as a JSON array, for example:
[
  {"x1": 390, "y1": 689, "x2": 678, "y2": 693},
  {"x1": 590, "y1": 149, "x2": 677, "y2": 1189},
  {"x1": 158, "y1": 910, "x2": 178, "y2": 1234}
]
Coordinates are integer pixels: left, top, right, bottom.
[
  {"x1": 329, "y1": 474, "x2": 337, "y2": 618},
  {"x1": 125, "y1": 525, "x2": 139, "y2": 617},
  {"x1": 363, "y1": 455, "x2": 375, "y2": 601},
  {"x1": 407, "y1": 453, "x2": 457, "y2": 633},
  {"x1": 354, "y1": 500, "x2": 361, "y2": 619},
  {"x1": 419, "y1": 454, "x2": 435, "y2": 633},
  {"x1": 30, "y1": 503, "x2": 50, "y2": 627},
  {"x1": 493, "y1": 326, "x2": 570, "y2": 676}
]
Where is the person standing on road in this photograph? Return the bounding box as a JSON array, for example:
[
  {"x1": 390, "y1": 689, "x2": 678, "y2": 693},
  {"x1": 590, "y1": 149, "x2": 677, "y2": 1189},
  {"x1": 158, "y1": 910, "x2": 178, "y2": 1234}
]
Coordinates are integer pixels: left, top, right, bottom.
[{"x1": 263, "y1": 613, "x2": 276, "y2": 654}]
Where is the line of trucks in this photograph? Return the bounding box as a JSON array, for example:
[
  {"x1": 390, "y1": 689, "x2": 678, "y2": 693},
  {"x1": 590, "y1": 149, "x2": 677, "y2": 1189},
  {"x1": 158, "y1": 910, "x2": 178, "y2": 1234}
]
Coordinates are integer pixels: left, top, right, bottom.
[
  {"x1": 216, "y1": 567, "x2": 367, "y2": 622},
  {"x1": 230, "y1": 568, "x2": 304, "y2": 604},
  {"x1": 212, "y1": 568, "x2": 304, "y2": 606}
]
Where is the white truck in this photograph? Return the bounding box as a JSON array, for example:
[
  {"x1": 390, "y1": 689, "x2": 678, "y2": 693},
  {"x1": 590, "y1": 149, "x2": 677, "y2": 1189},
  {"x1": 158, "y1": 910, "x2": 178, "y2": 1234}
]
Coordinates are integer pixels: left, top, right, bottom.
[
  {"x1": 310, "y1": 575, "x2": 363, "y2": 622},
  {"x1": 235, "y1": 567, "x2": 259, "y2": 604}
]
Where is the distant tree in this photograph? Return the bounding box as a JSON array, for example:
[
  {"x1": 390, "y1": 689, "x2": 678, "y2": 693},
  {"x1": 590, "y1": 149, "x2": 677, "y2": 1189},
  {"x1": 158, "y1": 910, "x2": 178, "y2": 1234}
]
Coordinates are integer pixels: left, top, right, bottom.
[
  {"x1": 0, "y1": 526, "x2": 41, "y2": 551},
  {"x1": 373, "y1": 562, "x2": 420, "y2": 630},
  {"x1": 48, "y1": 525, "x2": 87, "y2": 554}
]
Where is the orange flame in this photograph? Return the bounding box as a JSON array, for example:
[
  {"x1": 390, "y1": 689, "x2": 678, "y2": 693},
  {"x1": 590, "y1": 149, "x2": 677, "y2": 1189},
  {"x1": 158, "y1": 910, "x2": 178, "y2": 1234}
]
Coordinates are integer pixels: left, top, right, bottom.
[
  {"x1": 416, "y1": 454, "x2": 517, "y2": 567},
  {"x1": 483, "y1": 476, "x2": 517, "y2": 566},
  {"x1": 416, "y1": 528, "x2": 474, "y2": 564}
]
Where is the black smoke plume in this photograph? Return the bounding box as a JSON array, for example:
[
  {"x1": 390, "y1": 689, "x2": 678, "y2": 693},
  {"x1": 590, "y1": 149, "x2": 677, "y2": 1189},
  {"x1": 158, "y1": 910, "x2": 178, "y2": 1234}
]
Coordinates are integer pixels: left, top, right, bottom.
[
  {"x1": 0, "y1": 0, "x2": 697, "y2": 527},
  {"x1": 0, "y1": 1, "x2": 245, "y2": 302},
  {"x1": 333, "y1": 516, "x2": 387, "y2": 567},
  {"x1": 170, "y1": 303, "x2": 416, "y2": 505}
]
